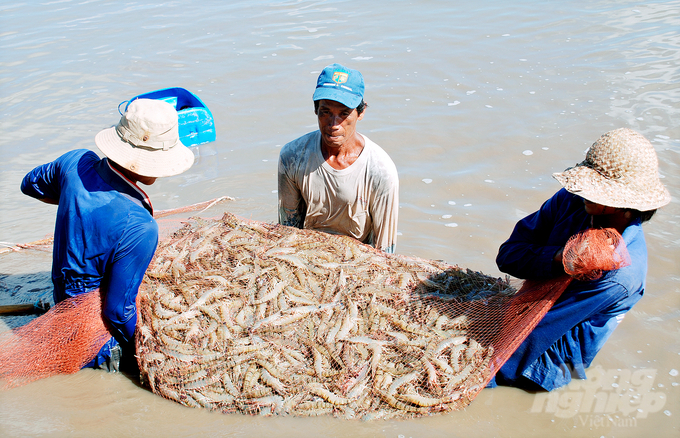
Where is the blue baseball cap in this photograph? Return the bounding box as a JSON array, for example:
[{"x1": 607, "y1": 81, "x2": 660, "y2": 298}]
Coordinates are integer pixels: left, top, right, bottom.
[{"x1": 312, "y1": 63, "x2": 365, "y2": 109}]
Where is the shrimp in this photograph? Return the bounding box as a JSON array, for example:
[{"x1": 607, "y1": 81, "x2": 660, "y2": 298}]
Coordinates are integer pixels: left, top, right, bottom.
[
  {"x1": 387, "y1": 370, "x2": 420, "y2": 396},
  {"x1": 432, "y1": 336, "x2": 467, "y2": 357},
  {"x1": 307, "y1": 383, "x2": 350, "y2": 405},
  {"x1": 260, "y1": 368, "x2": 286, "y2": 395}
]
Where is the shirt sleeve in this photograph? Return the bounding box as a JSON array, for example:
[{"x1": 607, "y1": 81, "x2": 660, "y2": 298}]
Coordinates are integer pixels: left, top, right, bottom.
[
  {"x1": 495, "y1": 191, "x2": 567, "y2": 279},
  {"x1": 370, "y1": 177, "x2": 399, "y2": 253},
  {"x1": 20, "y1": 150, "x2": 87, "y2": 202},
  {"x1": 277, "y1": 148, "x2": 306, "y2": 228},
  {"x1": 100, "y1": 214, "x2": 159, "y2": 345}
]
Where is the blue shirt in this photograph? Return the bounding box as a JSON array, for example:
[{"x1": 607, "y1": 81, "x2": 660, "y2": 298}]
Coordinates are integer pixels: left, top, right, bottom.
[
  {"x1": 494, "y1": 188, "x2": 647, "y2": 390},
  {"x1": 21, "y1": 149, "x2": 158, "y2": 345}
]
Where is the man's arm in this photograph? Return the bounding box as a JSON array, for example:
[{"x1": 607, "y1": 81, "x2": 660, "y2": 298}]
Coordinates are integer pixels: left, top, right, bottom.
[
  {"x1": 21, "y1": 150, "x2": 91, "y2": 204},
  {"x1": 496, "y1": 190, "x2": 572, "y2": 279},
  {"x1": 100, "y1": 216, "x2": 158, "y2": 346},
  {"x1": 277, "y1": 151, "x2": 306, "y2": 228},
  {"x1": 370, "y1": 176, "x2": 399, "y2": 254},
  {"x1": 21, "y1": 159, "x2": 63, "y2": 204}
]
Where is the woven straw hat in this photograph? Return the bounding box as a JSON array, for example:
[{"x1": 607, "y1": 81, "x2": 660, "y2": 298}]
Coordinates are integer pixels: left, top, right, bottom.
[
  {"x1": 553, "y1": 128, "x2": 670, "y2": 211},
  {"x1": 95, "y1": 99, "x2": 194, "y2": 178}
]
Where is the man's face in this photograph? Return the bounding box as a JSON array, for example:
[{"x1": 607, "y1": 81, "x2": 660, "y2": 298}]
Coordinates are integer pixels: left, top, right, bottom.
[{"x1": 316, "y1": 99, "x2": 364, "y2": 149}]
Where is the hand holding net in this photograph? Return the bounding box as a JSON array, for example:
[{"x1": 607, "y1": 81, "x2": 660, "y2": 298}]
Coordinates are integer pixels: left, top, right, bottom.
[{"x1": 562, "y1": 228, "x2": 631, "y2": 281}]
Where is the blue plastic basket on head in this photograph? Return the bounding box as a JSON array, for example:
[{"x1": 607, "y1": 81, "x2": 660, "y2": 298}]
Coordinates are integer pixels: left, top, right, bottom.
[{"x1": 122, "y1": 87, "x2": 216, "y2": 147}]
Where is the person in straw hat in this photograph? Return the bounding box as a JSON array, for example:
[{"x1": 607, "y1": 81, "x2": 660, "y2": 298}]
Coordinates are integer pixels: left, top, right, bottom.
[
  {"x1": 490, "y1": 128, "x2": 670, "y2": 391},
  {"x1": 21, "y1": 98, "x2": 194, "y2": 372}
]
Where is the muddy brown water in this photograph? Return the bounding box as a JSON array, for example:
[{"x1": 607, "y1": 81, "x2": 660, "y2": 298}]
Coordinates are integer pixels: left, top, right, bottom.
[{"x1": 1, "y1": 1, "x2": 678, "y2": 436}]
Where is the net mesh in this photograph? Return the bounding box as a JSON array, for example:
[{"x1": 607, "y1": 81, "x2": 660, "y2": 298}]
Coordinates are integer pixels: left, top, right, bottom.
[
  {"x1": 135, "y1": 213, "x2": 568, "y2": 419},
  {"x1": 0, "y1": 289, "x2": 111, "y2": 388},
  {"x1": 562, "y1": 227, "x2": 631, "y2": 281},
  {"x1": 0, "y1": 213, "x2": 631, "y2": 420}
]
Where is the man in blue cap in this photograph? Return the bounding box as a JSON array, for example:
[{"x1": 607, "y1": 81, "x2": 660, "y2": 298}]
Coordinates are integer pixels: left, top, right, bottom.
[{"x1": 278, "y1": 63, "x2": 399, "y2": 253}]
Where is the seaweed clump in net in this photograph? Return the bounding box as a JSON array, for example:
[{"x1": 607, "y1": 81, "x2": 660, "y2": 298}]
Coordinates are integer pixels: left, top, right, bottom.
[{"x1": 135, "y1": 213, "x2": 569, "y2": 420}]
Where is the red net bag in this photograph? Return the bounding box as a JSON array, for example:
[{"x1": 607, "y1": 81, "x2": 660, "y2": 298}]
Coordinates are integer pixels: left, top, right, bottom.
[
  {"x1": 0, "y1": 289, "x2": 112, "y2": 388},
  {"x1": 562, "y1": 228, "x2": 631, "y2": 281},
  {"x1": 0, "y1": 197, "x2": 233, "y2": 389}
]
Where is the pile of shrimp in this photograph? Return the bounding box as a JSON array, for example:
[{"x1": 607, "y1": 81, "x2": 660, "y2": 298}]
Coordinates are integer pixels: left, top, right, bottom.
[{"x1": 136, "y1": 213, "x2": 515, "y2": 420}]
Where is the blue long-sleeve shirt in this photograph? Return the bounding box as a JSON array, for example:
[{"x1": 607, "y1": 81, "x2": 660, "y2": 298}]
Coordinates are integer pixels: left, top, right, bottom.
[
  {"x1": 494, "y1": 188, "x2": 647, "y2": 390},
  {"x1": 21, "y1": 149, "x2": 158, "y2": 345}
]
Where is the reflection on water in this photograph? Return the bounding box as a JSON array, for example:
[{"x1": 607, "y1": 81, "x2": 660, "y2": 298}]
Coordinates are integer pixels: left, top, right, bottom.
[{"x1": 1, "y1": 0, "x2": 678, "y2": 436}]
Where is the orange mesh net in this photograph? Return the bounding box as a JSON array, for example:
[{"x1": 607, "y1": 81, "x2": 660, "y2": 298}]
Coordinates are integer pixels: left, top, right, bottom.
[
  {"x1": 0, "y1": 289, "x2": 111, "y2": 388},
  {"x1": 563, "y1": 227, "x2": 631, "y2": 281},
  {"x1": 0, "y1": 197, "x2": 232, "y2": 388},
  {"x1": 0, "y1": 213, "x2": 631, "y2": 420}
]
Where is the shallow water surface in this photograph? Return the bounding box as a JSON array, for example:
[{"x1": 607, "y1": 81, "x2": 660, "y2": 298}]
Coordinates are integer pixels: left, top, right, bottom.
[{"x1": 1, "y1": 0, "x2": 678, "y2": 437}]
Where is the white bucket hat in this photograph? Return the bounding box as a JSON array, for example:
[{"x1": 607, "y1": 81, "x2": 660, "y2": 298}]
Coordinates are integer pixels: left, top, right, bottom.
[
  {"x1": 553, "y1": 128, "x2": 670, "y2": 211},
  {"x1": 95, "y1": 99, "x2": 194, "y2": 178}
]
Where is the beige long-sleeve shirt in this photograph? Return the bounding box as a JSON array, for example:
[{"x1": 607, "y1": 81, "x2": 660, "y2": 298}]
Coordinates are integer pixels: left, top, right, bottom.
[{"x1": 278, "y1": 131, "x2": 399, "y2": 253}]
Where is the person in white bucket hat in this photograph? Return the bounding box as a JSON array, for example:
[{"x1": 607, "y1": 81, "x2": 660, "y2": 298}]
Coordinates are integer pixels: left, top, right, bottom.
[
  {"x1": 95, "y1": 98, "x2": 194, "y2": 178},
  {"x1": 21, "y1": 98, "x2": 194, "y2": 373},
  {"x1": 488, "y1": 128, "x2": 670, "y2": 391}
]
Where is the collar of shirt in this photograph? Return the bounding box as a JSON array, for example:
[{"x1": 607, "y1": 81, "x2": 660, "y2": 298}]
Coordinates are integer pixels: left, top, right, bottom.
[{"x1": 94, "y1": 158, "x2": 154, "y2": 215}]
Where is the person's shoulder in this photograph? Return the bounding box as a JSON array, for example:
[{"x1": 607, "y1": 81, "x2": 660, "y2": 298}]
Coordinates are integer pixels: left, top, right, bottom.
[
  {"x1": 554, "y1": 187, "x2": 576, "y2": 200},
  {"x1": 57, "y1": 148, "x2": 98, "y2": 165},
  {"x1": 49, "y1": 149, "x2": 100, "y2": 179},
  {"x1": 362, "y1": 135, "x2": 393, "y2": 158},
  {"x1": 62, "y1": 148, "x2": 98, "y2": 159},
  {"x1": 280, "y1": 131, "x2": 319, "y2": 161},
  {"x1": 621, "y1": 219, "x2": 646, "y2": 254},
  {"x1": 125, "y1": 207, "x2": 159, "y2": 234},
  {"x1": 546, "y1": 188, "x2": 580, "y2": 206},
  {"x1": 115, "y1": 210, "x2": 158, "y2": 255},
  {"x1": 282, "y1": 131, "x2": 319, "y2": 149},
  {"x1": 537, "y1": 189, "x2": 583, "y2": 218},
  {"x1": 361, "y1": 135, "x2": 398, "y2": 174},
  {"x1": 599, "y1": 247, "x2": 646, "y2": 295}
]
